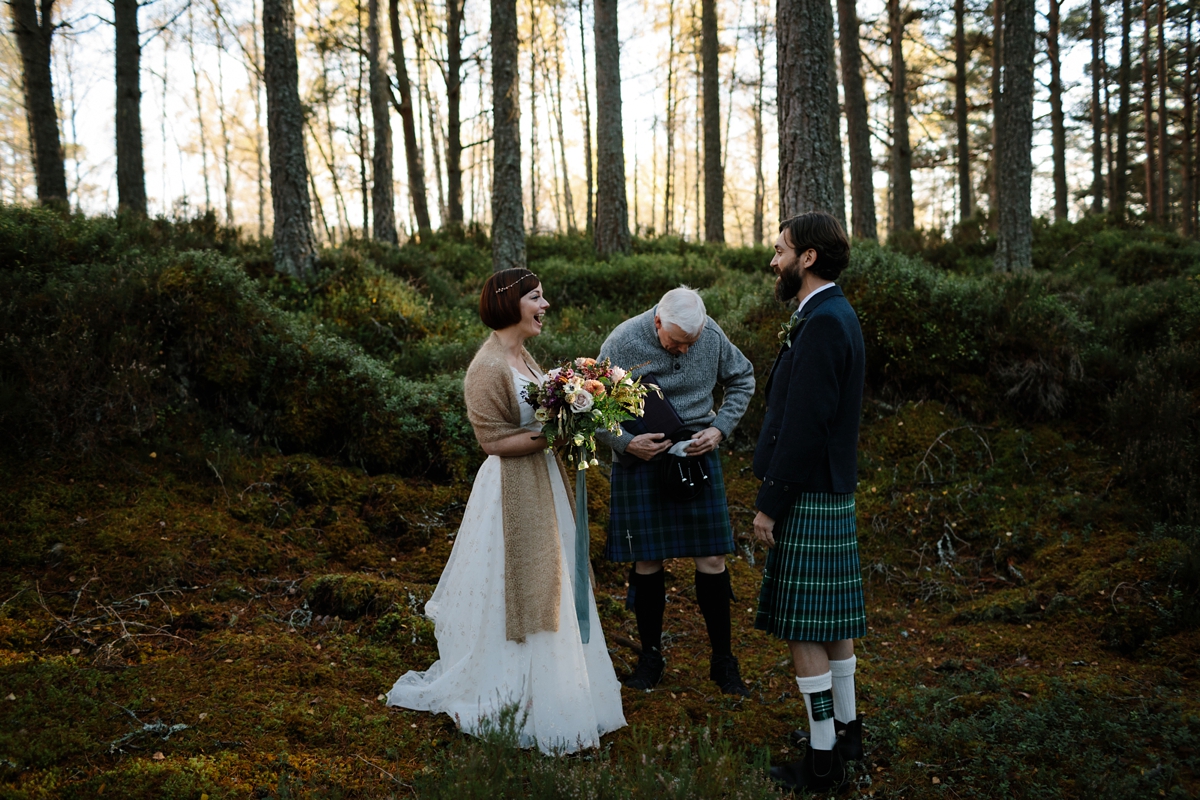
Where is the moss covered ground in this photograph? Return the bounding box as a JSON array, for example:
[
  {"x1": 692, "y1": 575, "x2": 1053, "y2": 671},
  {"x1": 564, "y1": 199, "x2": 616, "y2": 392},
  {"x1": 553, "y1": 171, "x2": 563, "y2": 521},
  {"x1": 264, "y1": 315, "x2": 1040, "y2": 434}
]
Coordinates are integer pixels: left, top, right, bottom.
[
  {"x1": 1, "y1": 208, "x2": 1198, "y2": 797},
  {"x1": 1, "y1": 397, "x2": 1196, "y2": 798}
]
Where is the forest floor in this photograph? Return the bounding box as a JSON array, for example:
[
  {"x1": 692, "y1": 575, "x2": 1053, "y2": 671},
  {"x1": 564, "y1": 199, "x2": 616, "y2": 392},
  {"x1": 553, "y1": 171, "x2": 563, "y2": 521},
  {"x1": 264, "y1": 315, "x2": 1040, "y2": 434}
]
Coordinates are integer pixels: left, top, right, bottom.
[{"x1": 1, "y1": 400, "x2": 1197, "y2": 798}]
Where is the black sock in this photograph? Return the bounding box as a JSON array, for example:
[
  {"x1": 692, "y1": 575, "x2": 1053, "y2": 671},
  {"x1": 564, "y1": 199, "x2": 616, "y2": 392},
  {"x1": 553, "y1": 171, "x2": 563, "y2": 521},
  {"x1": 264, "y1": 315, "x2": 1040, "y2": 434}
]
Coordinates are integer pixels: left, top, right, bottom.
[
  {"x1": 695, "y1": 568, "x2": 734, "y2": 660},
  {"x1": 632, "y1": 568, "x2": 665, "y2": 654}
]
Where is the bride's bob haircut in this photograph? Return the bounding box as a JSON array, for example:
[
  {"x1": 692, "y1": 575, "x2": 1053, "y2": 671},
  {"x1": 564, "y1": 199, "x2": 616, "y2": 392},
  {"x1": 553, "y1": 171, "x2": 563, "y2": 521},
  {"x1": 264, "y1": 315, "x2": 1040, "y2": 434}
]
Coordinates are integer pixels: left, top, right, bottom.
[{"x1": 479, "y1": 268, "x2": 541, "y2": 330}]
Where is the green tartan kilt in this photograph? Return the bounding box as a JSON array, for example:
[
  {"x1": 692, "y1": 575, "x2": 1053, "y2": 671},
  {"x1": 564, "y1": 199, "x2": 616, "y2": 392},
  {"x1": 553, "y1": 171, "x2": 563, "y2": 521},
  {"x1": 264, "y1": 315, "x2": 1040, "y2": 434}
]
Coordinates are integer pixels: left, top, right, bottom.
[
  {"x1": 755, "y1": 492, "x2": 867, "y2": 642},
  {"x1": 604, "y1": 452, "x2": 735, "y2": 562}
]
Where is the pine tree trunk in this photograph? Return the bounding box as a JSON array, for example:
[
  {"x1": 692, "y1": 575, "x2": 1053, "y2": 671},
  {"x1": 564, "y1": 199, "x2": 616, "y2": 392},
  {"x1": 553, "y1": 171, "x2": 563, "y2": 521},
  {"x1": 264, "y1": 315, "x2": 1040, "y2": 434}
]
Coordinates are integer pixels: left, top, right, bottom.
[
  {"x1": 1142, "y1": 0, "x2": 1157, "y2": 220},
  {"x1": 753, "y1": 8, "x2": 766, "y2": 245},
  {"x1": 1114, "y1": 0, "x2": 1132, "y2": 219},
  {"x1": 114, "y1": 0, "x2": 146, "y2": 213},
  {"x1": 1183, "y1": 1, "x2": 1194, "y2": 237},
  {"x1": 664, "y1": 0, "x2": 677, "y2": 233},
  {"x1": 777, "y1": 0, "x2": 845, "y2": 223},
  {"x1": 389, "y1": 0, "x2": 432, "y2": 234},
  {"x1": 1091, "y1": 0, "x2": 1104, "y2": 214},
  {"x1": 888, "y1": 0, "x2": 914, "y2": 233},
  {"x1": 840, "y1": 0, "x2": 877, "y2": 238},
  {"x1": 11, "y1": 0, "x2": 67, "y2": 205},
  {"x1": 1156, "y1": 0, "x2": 1168, "y2": 223},
  {"x1": 989, "y1": 0, "x2": 1003, "y2": 227},
  {"x1": 529, "y1": 0, "x2": 541, "y2": 234},
  {"x1": 263, "y1": 0, "x2": 318, "y2": 279},
  {"x1": 446, "y1": 0, "x2": 464, "y2": 224},
  {"x1": 550, "y1": 11, "x2": 577, "y2": 232},
  {"x1": 701, "y1": 0, "x2": 723, "y2": 243},
  {"x1": 251, "y1": 0, "x2": 267, "y2": 238},
  {"x1": 994, "y1": 0, "x2": 1035, "y2": 271},
  {"x1": 368, "y1": 0, "x2": 397, "y2": 242},
  {"x1": 1049, "y1": 0, "x2": 1068, "y2": 221},
  {"x1": 954, "y1": 0, "x2": 972, "y2": 222},
  {"x1": 490, "y1": 0, "x2": 526, "y2": 269},
  {"x1": 213, "y1": 7, "x2": 234, "y2": 225},
  {"x1": 578, "y1": 0, "x2": 594, "y2": 236},
  {"x1": 188, "y1": 9, "x2": 212, "y2": 214},
  {"x1": 593, "y1": 0, "x2": 631, "y2": 256},
  {"x1": 355, "y1": 0, "x2": 369, "y2": 240}
]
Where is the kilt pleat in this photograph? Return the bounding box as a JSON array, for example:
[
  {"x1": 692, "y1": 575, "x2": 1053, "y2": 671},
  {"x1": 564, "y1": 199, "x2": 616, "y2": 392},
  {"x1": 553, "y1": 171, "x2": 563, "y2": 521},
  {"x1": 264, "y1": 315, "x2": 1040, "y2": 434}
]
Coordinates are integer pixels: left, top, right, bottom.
[
  {"x1": 755, "y1": 492, "x2": 867, "y2": 642},
  {"x1": 604, "y1": 453, "x2": 735, "y2": 562}
]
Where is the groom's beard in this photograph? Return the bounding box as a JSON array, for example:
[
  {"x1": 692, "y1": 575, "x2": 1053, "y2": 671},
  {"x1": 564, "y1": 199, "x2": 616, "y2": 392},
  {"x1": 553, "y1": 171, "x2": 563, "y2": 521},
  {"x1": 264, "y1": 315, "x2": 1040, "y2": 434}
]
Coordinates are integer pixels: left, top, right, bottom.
[{"x1": 774, "y1": 262, "x2": 803, "y2": 305}]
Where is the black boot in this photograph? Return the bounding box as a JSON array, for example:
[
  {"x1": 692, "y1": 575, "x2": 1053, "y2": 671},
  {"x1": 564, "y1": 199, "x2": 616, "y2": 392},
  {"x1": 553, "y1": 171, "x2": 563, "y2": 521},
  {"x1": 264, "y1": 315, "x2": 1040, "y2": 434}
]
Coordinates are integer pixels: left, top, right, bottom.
[
  {"x1": 695, "y1": 569, "x2": 749, "y2": 696},
  {"x1": 623, "y1": 568, "x2": 666, "y2": 691},
  {"x1": 769, "y1": 741, "x2": 848, "y2": 794},
  {"x1": 789, "y1": 716, "x2": 865, "y2": 762}
]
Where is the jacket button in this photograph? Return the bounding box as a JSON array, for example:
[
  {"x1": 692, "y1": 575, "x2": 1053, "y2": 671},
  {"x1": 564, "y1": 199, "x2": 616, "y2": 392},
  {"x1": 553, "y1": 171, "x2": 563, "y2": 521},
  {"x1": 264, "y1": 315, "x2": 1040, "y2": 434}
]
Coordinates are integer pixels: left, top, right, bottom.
[
  {"x1": 771, "y1": 435, "x2": 777, "y2": 442},
  {"x1": 784, "y1": 486, "x2": 790, "y2": 492},
  {"x1": 769, "y1": 480, "x2": 774, "y2": 486},
  {"x1": 674, "y1": 362, "x2": 681, "y2": 370}
]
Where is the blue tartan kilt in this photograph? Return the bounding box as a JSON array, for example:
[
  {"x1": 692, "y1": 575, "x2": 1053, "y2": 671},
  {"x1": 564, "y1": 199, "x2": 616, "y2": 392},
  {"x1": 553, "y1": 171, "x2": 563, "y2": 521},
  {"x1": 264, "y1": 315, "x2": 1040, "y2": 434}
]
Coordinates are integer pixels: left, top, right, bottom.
[
  {"x1": 604, "y1": 452, "x2": 735, "y2": 562},
  {"x1": 755, "y1": 492, "x2": 867, "y2": 642}
]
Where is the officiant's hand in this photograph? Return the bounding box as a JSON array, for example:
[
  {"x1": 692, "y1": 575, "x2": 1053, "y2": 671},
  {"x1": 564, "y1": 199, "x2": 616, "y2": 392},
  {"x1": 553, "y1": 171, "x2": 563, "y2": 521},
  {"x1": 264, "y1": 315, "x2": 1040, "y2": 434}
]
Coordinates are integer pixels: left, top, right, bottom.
[
  {"x1": 626, "y1": 433, "x2": 672, "y2": 461},
  {"x1": 684, "y1": 426, "x2": 723, "y2": 456},
  {"x1": 753, "y1": 511, "x2": 776, "y2": 548}
]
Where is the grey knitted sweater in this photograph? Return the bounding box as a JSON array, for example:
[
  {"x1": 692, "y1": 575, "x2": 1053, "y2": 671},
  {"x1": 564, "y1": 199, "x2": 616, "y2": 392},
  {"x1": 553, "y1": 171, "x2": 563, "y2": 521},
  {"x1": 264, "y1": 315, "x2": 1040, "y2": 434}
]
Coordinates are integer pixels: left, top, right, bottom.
[{"x1": 596, "y1": 307, "x2": 755, "y2": 453}]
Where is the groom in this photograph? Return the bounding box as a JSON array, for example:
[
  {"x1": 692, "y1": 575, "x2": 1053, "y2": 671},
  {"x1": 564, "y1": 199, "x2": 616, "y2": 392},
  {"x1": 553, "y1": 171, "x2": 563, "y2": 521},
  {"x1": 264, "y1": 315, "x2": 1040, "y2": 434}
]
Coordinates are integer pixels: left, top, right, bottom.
[
  {"x1": 752, "y1": 212, "x2": 867, "y2": 792},
  {"x1": 596, "y1": 286, "x2": 755, "y2": 696}
]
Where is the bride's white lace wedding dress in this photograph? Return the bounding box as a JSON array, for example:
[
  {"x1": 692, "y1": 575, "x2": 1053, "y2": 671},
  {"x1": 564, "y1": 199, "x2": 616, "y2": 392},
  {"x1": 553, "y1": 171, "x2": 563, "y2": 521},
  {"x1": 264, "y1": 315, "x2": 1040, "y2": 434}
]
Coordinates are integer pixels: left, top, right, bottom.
[{"x1": 386, "y1": 369, "x2": 626, "y2": 754}]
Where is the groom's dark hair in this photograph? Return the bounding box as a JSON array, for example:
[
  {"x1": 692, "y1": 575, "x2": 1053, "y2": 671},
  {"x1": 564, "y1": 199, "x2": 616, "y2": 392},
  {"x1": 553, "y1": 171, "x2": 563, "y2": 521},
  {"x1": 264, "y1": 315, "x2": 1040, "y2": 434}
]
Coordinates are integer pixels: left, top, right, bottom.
[
  {"x1": 480, "y1": 268, "x2": 541, "y2": 329},
  {"x1": 780, "y1": 212, "x2": 850, "y2": 281}
]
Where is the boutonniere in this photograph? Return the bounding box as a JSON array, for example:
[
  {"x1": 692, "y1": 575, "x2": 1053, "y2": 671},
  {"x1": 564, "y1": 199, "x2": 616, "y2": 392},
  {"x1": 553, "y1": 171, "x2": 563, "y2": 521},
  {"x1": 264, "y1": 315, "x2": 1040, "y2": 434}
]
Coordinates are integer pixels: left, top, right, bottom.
[{"x1": 778, "y1": 316, "x2": 806, "y2": 348}]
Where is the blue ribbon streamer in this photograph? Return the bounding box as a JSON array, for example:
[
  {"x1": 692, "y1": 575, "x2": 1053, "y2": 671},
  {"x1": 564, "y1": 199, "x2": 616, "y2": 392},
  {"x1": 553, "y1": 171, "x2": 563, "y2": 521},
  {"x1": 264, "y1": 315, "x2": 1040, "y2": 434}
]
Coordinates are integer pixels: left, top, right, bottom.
[{"x1": 574, "y1": 470, "x2": 590, "y2": 644}]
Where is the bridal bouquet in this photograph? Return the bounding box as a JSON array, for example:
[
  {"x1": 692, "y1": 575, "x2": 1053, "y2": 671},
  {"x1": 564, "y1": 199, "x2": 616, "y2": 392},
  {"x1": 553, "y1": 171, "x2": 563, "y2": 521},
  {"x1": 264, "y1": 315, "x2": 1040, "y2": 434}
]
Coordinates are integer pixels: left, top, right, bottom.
[{"x1": 523, "y1": 357, "x2": 654, "y2": 470}]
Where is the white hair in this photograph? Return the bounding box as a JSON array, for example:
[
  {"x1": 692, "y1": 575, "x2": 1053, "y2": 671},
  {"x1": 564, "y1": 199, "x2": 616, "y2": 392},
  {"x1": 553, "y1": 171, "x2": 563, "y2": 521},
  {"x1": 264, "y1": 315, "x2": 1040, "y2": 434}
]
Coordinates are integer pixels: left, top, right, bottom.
[{"x1": 656, "y1": 286, "x2": 707, "y2": 336}]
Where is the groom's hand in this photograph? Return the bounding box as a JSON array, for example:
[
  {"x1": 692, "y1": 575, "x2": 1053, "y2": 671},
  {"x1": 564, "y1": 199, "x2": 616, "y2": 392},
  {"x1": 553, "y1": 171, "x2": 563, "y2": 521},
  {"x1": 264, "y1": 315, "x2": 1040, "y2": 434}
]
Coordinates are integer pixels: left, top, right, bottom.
[
  {"x1": 626, "y1": 433, "x2": 672, "y2": 461},
  {"x1": 753, "y1": 511, "x2": 776, "y2": 548},
  {"x1": 684, "y1": 426, "x2": 723, "y2": 456}
]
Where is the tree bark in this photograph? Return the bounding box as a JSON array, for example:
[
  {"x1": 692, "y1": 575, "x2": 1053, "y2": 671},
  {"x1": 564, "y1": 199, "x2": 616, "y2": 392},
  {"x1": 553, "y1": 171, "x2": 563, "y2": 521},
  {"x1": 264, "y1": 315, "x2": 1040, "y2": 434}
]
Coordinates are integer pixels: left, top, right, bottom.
[
  {"x1": 446, "y1": 0, "x2": 464, "y2": 224},
  {"x1": 777, "y1": 0, "x2": 845, "y2": 223},
  {"x1": 11, "y1": 0, "x2": 67, "y2": 205},
  {"x1": 188, "y1": 9, "x2": 212, "y2": 213},
  {"x1": 389, "y1": 0, "x2": 431, "y2": 234},
  {"x1": 663, "y1": 0, "x2": 677, "y2": 233},
  {"x1": 490, "y1": 0, "x2": 526, "y2": 269},
  {"x1": 1091, "y1": 0, "x2": 1104, "y2": 214},
  {"x1": 1184, "y1": 1, "x2": 1195, "y2": 236},
  {"x1": 529, "y1": 0, "x2": 541, "y2": 233},
  {"x1": 578, "y1": 0, "x2": 594, "y2": 236},
  {"x1": 840, "y1": 0, "x2": 877, "y2": 238},
  {"x1": 994, "y1": 0, "x2": 1035, "y2": 271},
  {"x1": 251, "y1": 0, "x2": 267, "y2": 238},
  {"x1": 888, "y1": 0, "x2": 913, "y2": 233},
  {"x1": 1048, "y1": 0, "x2": 1068, "y2": 221},
  {"x1": 263, "y1": 0, "x2": 318, "y2": 279},
  {"x1": 549, "y1": 10, "x2": 577, "y2": 232},
  {"x1": 1156, "y1": 0, "x2": 1168, "y2": 223},
  {"x1": 953, "y1": 0, "x2": 972, "y2": 223},
  {"x1": 753, "y1": 5, "x2": 766, "y2": 245},
  {"x1": 1142, "y1": 0, "x2": 1157, "y2": 221},
  {"x1": 593, "y1": 0, "x2": 631, "y2": 256},
  {"x1": 701, "y1": 0, "x2": 723, "y2": 242},
  {"x1": 368, "y1": 0, "x2": 397, "y2": 242},
  {"x1": 1114, "y1": 0, "x2": 1131, "y2": 219},
  {"x1": 356, "y1": 0, "x2": 370, "y2": 239},
  {"x1": 989, "y1": 0, "x2": 1003, "y2": 226},
  {"x1": 114, "y1": 0, "x2": 146, "y2": 213}
]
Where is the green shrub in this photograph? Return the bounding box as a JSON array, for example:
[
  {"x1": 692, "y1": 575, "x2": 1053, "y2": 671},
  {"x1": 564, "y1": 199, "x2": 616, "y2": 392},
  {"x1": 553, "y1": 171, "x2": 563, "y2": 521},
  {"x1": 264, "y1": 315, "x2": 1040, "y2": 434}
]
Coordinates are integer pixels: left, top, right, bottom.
[{"x1": 0, "y1": 211, "x2": 473, "y2": 478}]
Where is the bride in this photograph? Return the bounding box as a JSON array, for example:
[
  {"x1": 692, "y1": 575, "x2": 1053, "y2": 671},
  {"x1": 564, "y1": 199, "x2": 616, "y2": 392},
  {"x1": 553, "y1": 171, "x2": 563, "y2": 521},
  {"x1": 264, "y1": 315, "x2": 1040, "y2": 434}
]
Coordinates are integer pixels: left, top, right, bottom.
[{"x1": 386, "y1": 268, "x2": 626, "y2": 754}]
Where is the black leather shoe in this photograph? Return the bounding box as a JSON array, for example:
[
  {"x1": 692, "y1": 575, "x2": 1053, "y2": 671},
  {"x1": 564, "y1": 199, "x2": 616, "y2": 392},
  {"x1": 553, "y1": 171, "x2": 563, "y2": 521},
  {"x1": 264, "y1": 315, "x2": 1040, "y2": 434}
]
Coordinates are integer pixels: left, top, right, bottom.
[
  {"x1": 710, "y1": 654, "x2": 750, "y2": 696},
  {"x1": 622, "y1": 650, "x2": 665, "y2": 690},
  {"x1": 788, "y1": 717, "x2": 865, "y2": 761},
  {"x1": 769, "y1": 742, "x2": 848, "y2": 794}
]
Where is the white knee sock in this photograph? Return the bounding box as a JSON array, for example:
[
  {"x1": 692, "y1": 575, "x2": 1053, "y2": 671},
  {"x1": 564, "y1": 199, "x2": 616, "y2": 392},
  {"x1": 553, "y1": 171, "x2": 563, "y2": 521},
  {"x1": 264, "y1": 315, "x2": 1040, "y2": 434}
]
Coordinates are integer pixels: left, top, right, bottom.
[
  {"x1": 795, "y1": 672, "x2": 836, "y2": 751},
  {"x1": 829, "y1": 655, "x2": 857, "y2": 723}
]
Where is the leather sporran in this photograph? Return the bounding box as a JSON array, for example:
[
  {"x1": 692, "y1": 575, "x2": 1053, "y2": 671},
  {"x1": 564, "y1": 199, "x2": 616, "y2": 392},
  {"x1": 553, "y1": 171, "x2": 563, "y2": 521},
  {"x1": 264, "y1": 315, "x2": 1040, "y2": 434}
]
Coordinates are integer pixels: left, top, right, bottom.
[{"x1": 660, "y1": 449, "x2": 710, "y2": 502}]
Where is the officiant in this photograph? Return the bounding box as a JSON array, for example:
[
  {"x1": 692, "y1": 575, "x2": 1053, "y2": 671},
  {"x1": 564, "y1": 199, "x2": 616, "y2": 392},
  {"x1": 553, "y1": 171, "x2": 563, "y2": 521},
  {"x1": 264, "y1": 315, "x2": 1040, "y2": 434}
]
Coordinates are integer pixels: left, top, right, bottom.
[{"x1": 596, "y1": 286, "x2": 755, "y2": 696}]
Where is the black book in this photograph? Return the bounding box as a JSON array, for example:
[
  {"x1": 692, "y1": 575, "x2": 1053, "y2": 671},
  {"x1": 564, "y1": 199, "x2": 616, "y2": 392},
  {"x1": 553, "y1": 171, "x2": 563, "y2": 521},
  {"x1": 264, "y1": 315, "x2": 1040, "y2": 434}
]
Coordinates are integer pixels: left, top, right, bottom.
[{"x1": 620, "y1": 372, "x2": 686, "y2": 441}]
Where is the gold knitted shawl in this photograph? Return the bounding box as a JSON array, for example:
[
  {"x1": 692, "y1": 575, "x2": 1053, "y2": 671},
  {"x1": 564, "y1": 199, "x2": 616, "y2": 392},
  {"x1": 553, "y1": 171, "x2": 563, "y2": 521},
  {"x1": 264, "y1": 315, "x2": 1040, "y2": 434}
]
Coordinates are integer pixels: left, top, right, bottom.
[{"x1": 463, "y1": 333, "x2": 575, "y2": 642}]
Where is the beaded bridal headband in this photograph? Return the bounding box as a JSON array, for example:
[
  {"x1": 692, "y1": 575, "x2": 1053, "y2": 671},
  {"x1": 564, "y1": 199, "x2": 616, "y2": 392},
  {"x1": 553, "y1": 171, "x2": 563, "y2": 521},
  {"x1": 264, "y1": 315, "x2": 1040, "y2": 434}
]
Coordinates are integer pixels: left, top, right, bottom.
[{"x1": 494, "y1": 271, "x2": 539, "y2": 294}]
